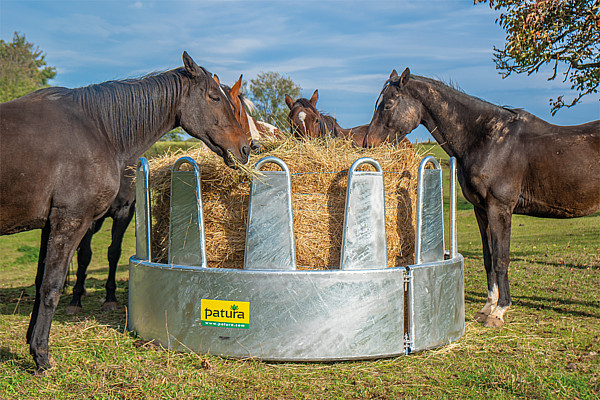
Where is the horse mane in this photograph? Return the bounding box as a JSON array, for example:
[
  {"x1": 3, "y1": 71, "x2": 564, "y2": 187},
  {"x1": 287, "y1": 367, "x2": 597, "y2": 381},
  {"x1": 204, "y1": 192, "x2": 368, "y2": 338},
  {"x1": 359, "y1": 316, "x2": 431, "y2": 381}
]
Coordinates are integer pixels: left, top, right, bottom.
[
  {"x1": 51, "y1": 68, "x2": 195, "y2": 151},
  {"x1": 414, "y1": 75, "x2": 519, "y2": 117}
]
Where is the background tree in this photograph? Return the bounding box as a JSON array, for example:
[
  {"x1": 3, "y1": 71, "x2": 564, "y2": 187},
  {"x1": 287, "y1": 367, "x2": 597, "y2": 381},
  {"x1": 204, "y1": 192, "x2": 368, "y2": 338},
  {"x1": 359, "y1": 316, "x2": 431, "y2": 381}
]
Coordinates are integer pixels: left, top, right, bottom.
[
  {"x1": 247, "y1": 71, "x2": 301, "y2": 126},
  {"x1": 0, "y1": 32, "x2": 56, "y2": 102},
  {"x1": 160, "y1": 127, "x2": 187, "y2": 142},
  {"x1": 476, "y1": 0, "x2": 599, "y2": 114}
]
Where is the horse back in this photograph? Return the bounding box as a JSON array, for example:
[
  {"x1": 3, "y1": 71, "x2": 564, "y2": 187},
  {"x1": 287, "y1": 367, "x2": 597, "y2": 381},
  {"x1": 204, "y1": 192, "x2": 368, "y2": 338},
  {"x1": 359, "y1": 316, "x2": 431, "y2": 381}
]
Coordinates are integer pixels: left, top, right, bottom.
[{"x1": 0, "y1": 90, "x2": 121, "y2": 235}]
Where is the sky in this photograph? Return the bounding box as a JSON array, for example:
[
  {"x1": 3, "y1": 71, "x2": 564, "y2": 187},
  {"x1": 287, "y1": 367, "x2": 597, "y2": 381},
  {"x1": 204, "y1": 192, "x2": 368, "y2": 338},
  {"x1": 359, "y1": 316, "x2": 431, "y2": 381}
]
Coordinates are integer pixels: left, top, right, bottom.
[{"x1": 2, "y1": 0, "x2": 598, "y2": 142}]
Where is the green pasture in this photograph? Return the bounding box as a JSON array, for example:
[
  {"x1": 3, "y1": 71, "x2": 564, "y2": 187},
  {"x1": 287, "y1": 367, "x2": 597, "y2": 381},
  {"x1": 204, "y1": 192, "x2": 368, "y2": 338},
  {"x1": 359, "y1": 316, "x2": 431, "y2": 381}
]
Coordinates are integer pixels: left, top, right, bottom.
[{"x1": 0, "y1": 143, "x2": 598, "y2": 399}]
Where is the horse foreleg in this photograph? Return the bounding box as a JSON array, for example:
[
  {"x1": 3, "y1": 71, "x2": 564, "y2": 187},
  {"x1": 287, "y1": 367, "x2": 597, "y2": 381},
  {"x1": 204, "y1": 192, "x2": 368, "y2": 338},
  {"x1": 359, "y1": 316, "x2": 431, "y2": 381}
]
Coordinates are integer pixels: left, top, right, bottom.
[
  {"x1": 28, "y1": 212, "x2": 91, "y2": 373},
  {"x1": 103, "y1": 204, "x2": 134, "y2": 310},
  {"x1": 483, "y1": 203, "x2": 513, "y2": 328},
  {"x1": 66, "y1": 217, "x2": 106, "y2": 314}
]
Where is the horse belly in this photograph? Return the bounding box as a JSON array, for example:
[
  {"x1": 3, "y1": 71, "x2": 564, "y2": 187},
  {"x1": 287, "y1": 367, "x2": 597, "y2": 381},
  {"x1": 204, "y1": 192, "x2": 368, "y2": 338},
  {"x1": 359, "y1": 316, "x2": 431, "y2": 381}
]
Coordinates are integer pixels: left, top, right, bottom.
[
  {"x1": 516, "y1": 149, "x2": 600, "y2": 218},
  {"x1": 0, "y1": 167, "x2": 54, "y2": 235}
]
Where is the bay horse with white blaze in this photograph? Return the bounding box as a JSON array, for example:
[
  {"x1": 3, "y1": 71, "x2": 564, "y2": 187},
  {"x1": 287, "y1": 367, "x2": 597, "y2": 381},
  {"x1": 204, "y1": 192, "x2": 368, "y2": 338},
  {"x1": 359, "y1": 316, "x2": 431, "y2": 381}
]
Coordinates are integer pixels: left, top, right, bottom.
[
  {"x1": 0, "y1": 52, "x2": 250, "y2": 372},
  {"x1": 285, "y1": 90, "x2": 369, "y2": 146},
  {"x1": 365, "y1": 68, "x2": 600, "y2": 328}
]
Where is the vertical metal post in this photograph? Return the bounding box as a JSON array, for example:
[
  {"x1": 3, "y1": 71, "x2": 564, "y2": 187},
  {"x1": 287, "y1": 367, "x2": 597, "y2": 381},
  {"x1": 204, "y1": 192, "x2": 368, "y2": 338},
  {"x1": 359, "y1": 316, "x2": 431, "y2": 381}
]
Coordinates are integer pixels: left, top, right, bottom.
[
  {"x1": 450, "y1": 157, "x2": 457, "y2": 259},
  {"x1": 135, "y1": 157, "x2": 152, "y2": 261}
]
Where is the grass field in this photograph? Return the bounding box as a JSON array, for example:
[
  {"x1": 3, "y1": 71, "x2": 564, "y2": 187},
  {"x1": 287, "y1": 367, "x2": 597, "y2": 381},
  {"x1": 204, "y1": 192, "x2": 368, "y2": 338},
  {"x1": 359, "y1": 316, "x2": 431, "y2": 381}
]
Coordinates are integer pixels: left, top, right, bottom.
[{"x1": 0, "y1": 143, "x2": 598, "y2": 399}]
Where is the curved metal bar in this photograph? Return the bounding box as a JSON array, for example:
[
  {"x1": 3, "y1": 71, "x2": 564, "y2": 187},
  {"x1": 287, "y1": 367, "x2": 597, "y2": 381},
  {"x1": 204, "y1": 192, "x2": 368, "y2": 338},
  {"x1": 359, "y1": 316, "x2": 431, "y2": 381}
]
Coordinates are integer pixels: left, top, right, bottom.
[
  {"x1": 172, "y1": 156, "x2": 201, "y2": 173},
  {"x1": 254, "y1": 155, "x2": 291, "y2": 174},
  {"x1": 348, "y1": 157, "x2": 384, "y2": 174},
  {"x1": 135, "y1": 157, "x2": 152, "y2": 261}
]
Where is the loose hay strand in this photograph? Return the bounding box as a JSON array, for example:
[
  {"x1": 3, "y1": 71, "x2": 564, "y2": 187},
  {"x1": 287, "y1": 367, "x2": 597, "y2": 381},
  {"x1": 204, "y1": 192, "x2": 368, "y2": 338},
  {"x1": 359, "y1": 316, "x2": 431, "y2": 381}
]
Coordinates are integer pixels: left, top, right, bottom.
[{"x1": 148, "y1": 137, "x2": 422, "y2": 269}]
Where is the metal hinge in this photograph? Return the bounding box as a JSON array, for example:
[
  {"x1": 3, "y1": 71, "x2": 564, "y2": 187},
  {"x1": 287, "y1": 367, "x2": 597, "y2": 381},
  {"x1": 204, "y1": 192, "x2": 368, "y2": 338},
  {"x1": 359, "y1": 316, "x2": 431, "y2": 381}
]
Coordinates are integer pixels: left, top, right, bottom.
[
  {"x1": 403, "y1": 332, "x2": 413, "y2": 355},
  {"x1": 404, "y1": 267, "x2": 413, "y2": 291}
]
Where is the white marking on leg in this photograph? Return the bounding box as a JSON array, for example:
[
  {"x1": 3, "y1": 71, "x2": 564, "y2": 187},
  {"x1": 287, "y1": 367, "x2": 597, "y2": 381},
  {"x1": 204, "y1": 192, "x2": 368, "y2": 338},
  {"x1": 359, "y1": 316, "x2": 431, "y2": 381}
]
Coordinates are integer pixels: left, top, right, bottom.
[
  {"x1": 489, "y1": 304, "x2": 508, "y2": 321},
  {"x1": 479, "y1": 283, "x2": 498, "y2": 315}
]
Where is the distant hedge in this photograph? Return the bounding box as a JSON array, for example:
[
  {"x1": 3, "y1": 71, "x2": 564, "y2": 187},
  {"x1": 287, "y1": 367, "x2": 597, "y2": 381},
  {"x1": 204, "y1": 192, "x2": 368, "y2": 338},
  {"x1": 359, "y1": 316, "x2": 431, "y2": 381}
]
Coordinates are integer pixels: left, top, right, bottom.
[{"x1": 143, "y1": 140, "x2": 201, "y2": 159}]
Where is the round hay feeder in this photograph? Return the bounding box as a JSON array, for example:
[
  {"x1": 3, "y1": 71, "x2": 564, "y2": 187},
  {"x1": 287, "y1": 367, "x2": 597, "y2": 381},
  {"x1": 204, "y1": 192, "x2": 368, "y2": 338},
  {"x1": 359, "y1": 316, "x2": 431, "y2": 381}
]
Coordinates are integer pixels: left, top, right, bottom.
[{"x1": 128, "y1": 155, "x2": 464, "y2": 360}]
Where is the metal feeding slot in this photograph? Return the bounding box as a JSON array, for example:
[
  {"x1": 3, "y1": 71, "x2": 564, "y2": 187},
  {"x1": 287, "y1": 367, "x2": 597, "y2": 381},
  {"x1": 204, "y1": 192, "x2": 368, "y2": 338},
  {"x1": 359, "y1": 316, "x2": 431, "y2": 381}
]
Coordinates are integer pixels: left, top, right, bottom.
[
  {"x1": 168, "y1": 157, "x2": 206, "y2": 267},
  {"x1": 244, "y1": 156, "x2": 297, "y2": 270},
  {"x1": 340, "y1": 157, "x2": 387, "y2": 270}
]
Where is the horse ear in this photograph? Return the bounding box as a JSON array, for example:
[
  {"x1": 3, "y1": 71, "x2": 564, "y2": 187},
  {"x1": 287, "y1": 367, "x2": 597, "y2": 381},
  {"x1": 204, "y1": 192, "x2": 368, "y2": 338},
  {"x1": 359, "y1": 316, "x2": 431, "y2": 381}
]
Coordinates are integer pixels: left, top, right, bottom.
[
  {"x1": 230, "y1": 75, "x2": 242, "y2": 97},
  {"x1": 389, "y1": 70, "x2": 398, "y2": 79},
  {"x1": 309, "y1": 89, "x2": 319, "y2": 106},
  {"x1": 182, "y1": 51, "x2": 202, "y2": 78},
  {"x1": 400, "y1": 68, "x2": 410, "y2": 86},
  {"x1": 285, "y1": 94, "x2": 294, "y2": 110},
  {"x1": 212, "y1": 74, "x2": 220, "y2": 85}
]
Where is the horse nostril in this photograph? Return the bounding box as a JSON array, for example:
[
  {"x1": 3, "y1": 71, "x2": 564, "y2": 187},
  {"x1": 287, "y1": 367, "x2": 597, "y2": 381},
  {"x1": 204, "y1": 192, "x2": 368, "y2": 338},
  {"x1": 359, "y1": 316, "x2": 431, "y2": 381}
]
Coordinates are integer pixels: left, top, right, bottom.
[{"x1": 241, "y1": 144, "x2": 251, "y2": 158}]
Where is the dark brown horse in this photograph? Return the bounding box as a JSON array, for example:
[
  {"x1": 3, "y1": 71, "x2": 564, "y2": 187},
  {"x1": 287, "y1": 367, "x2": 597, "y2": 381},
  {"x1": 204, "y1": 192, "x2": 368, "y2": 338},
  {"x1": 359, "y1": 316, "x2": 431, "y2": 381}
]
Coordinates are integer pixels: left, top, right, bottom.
[
  {"x1": 365, "y1": 68, "x2": 600, "y2": 328},
  {"x1": 66, "y1": 73, "x2": 272, "y2": 317},
  {"x1": 285, "y1": 90, "x2": 369, "y2": 146},
  {"x1": 0, "y1": 52, "x2": 250, "y2": 372}
]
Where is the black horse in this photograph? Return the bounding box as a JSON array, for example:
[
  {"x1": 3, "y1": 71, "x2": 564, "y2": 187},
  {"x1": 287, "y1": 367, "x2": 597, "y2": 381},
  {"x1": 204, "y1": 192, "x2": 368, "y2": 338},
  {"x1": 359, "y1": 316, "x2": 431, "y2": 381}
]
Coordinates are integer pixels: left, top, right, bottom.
[
  {"x1": 0, "y1": 52, "x2": 250, "y2": 372},
  {"x1": 365, "y1": 68, "x2": 600, "y2": 328}
]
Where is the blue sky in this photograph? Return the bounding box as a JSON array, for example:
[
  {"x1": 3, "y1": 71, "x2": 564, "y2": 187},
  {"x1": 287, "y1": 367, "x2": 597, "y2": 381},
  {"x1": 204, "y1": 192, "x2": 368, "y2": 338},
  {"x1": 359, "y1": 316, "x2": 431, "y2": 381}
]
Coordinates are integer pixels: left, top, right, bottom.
[{"x1": 2, "y1": 0, "x2": 598, "y2": 142}]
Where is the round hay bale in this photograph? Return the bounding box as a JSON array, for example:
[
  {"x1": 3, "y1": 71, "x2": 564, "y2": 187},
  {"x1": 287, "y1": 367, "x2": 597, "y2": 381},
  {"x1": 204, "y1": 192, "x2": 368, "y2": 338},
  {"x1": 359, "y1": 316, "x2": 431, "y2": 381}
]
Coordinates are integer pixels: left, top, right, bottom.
[{"x1": 148, "y1": 137, "x2": 422, "y2": 269}]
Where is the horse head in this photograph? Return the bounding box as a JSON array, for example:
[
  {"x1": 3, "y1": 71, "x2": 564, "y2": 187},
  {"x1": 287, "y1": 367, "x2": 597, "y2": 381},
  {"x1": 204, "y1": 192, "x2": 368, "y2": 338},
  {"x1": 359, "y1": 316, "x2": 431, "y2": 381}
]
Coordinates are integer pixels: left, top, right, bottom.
[
  {"x1": 178, "y1": 52, "x2": 250, "y2": 166},
  {"x1": 285, "y1": 90, "x2": 324, "y2": 139},
  {"x1": 364, "y1": 68, "x2": 420, "y2": 147}
]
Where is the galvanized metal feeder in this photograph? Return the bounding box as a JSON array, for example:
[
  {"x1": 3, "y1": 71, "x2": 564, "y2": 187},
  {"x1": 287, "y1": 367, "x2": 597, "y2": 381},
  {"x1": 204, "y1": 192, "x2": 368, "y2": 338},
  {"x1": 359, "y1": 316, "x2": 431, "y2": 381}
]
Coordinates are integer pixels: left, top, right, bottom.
[{"x1": 128, "y1": 155, "x2": 464, "y2": 360}]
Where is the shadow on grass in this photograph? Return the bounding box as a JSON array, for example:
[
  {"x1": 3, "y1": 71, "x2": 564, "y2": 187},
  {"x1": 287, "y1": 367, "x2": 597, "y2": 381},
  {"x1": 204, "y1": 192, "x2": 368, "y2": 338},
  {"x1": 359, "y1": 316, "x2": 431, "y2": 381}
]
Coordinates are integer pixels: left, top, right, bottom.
[
  {"x1": 465, "y1": 289, "x2": 600, "y2": 319},
  {"x1": 461, "y1": 252, "x2": 598, "y2": 270},
  {"x1": 0, "y1": 345, "x2": 34, "y2": 373},
  {"x1": 0, "y1": 278, "x2": 128, "y2": 330}
]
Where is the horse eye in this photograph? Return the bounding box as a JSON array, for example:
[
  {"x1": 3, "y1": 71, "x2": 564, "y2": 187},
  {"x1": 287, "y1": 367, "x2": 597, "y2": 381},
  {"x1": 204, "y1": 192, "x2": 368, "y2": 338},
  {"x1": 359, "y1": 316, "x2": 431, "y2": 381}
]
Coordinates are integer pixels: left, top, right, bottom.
[
  {"x1": 209, "y1": 93, "x2": 221, "y2": 102},
  {"x1": 384, "y1": 102, "x2": 394, "y2": 111}
]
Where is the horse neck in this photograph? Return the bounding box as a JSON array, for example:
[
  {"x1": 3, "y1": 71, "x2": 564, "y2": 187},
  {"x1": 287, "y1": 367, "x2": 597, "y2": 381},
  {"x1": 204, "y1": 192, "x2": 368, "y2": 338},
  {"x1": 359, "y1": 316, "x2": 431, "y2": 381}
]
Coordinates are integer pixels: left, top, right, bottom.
[
  {"x1": 408, "y1": 76, "x2": 512, "y2": 159},
  {"x1": 78, "y1": 70, "x2": 185, "y2": 165},
  {"x1": 320, "y1": 114, "x2": 342, "y2": 138}
]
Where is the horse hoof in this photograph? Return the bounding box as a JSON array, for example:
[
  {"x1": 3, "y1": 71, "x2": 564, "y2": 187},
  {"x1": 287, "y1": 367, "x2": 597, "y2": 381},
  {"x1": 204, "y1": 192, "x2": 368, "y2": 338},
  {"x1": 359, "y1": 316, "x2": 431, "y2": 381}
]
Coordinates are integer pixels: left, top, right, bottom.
[
  {"x1": 473, "y1": 311, "x2": 488, "y2": 323},
  {"x1": 34, "y1": 356, "x2": 55, "y2": 375},
  {"x1": 483, "y1": 315, "x2": 504, "y2": 328},
  {"x1": 65, "y1": 305, "x2": 82, "y2": 315},
  {"x1": 102, "y1": 301, "x2": 120, "y2": 311}
]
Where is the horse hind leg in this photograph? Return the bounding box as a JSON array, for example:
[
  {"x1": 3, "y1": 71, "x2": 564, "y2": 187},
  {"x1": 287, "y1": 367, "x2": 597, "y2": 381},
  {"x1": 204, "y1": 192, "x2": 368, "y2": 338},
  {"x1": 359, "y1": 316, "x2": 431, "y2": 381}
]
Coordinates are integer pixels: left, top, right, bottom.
[
  {"x1": 27, "y1": 223, "x2": 50, "y2": 345},
  {"x1": 473, "y1": 208, "x2": 498, "y2": 323},
  {"x1": 27, "y1": 211, "x2": 92, "y2": 373},
  {"x1": 103, "y1": 204, "x2": 134, "y2": 311}
]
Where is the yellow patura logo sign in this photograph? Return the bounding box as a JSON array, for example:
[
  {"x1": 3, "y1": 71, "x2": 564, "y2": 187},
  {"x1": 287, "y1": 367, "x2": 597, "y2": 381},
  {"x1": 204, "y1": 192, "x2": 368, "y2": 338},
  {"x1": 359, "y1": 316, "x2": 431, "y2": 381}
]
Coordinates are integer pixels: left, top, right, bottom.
[{"x1": 200, "y1": 299, "x2": 250, "y2": 329}]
